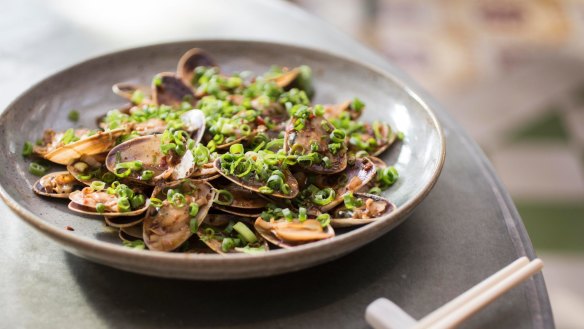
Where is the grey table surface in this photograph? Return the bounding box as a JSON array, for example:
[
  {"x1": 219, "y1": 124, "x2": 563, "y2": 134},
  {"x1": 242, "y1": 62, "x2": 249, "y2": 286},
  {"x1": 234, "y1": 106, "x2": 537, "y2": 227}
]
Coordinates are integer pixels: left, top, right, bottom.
[{"x1": 0, "y1": 0, "x2": 553, "y2": 328}]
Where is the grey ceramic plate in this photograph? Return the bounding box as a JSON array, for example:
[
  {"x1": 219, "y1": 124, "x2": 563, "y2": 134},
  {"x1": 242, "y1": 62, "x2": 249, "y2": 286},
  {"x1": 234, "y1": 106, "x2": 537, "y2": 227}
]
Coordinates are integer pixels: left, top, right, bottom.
[{"x1": 0, "y1": 40, "x2": 445, "y2": 280}]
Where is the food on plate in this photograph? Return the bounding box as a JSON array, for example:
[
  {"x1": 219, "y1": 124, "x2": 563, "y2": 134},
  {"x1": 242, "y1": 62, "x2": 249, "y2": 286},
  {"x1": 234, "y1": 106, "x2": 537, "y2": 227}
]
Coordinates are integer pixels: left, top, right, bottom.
[{"x1": 25, "y1": 48, "x2": 402, "y2": 254}]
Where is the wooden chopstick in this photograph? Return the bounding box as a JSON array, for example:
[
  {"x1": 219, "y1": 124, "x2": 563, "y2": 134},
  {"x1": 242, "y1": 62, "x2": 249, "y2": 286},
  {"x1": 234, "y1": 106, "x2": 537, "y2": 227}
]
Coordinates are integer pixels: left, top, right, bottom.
[
  {"x1": 414, "y1": 257, "x2": 530, "y2": 329},
  {"x1": 418, "y1": 258, "x2": 544, "y2": 329}
]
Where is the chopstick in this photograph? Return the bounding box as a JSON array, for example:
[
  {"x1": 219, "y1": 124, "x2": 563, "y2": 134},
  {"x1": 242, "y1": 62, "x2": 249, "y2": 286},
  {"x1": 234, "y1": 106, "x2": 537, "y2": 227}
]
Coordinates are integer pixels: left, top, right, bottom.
[
  {"x1": 419, "y1": 258, "x2": 543, "y2": 329},
  {"x1": 413, "y1": 257, "x2": 530, "y2": 329},
  {"x1": 365, "y1": 257, "x2": 544, "y2": 329}
]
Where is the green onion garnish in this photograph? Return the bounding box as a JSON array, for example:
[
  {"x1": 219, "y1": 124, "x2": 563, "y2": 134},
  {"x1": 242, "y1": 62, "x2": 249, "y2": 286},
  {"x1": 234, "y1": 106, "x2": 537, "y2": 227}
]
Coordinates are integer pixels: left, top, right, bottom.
[
  {"x1": 299, "y1": 207, "x2": 307, "y2": 222},
  {"x1": 233, "y1": 222, "x2": 257, "y2": 244},
  {"x1": 68, "y1": 110, "x2": 80, "y2": 122},
  {"x1": 312, "y1": 187, "x2": 336, "y2": 206},
  {"x1": 316, "y1": 213, "x2": 331, "y2": 227},
  {"x1": 117, "y1": 197, "x2": 131, "y2": 212},
  {"x1": 214, "y1": 189, "x2": 234, "y2": 206},
  {"x1": 141, "y1": 170, "x2": 154, "y2": 181},
  {"x1": 150, "y1": 197, "x2": 163, "y2": 208},
  {"x1": 90, "y1": 181, "x2": 106, "y2": 191},
  {"x1": 96, "y1": 203, "x2": 106, "y2": 213},
  {"x1": 28, "y1": 162, "x2": 47, "y2": 176},
  {"x1": 189, "y1": 202, "x2": 199, "y2": 217},
  {"x1": 130, "y1": 194, "x2": 145, "y2": 209},
  {"x1": 189, "y1": 217, "x2": 198, "y2": 233},
  {"x1": 22, "y1": 141, "x2": 33, "y2": 157}
]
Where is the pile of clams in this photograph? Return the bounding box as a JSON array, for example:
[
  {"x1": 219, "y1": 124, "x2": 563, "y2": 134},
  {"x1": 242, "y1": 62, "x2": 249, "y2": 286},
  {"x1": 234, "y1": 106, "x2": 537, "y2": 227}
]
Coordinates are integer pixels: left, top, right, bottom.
[{"x1": 27, "y1": 48, "x2": 401, "y2": 254}]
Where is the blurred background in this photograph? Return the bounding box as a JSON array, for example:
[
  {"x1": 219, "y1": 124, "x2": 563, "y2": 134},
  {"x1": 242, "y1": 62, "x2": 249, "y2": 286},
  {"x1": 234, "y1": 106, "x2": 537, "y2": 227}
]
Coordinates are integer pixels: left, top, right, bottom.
[
  {"x1": 1, "y1": 0, "x2": 582, "y2": 327},
  {"x1": 289, "y1": 0, "x2": 584, "y2": 327}
]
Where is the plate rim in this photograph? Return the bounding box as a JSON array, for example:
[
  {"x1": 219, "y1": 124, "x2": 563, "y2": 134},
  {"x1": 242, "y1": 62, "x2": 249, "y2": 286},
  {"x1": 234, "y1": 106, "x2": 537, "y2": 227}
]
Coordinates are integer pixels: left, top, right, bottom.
[{"x1": 0, "y1": 39, "x2": 445, "y2": 273}]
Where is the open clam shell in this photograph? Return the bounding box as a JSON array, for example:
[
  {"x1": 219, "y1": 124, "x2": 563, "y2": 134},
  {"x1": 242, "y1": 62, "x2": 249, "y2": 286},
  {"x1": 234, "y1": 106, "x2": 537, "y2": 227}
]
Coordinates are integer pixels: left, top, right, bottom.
[
  {"x1": 67, "y1": 153, "x2": 110, "y2": 186},
  {"x1": 143, "y1": 180, "x2": 215, "y2": 252},
  {"x1": 358, "y1": 156, "x2": 387, "y2": 193},
  {"x1": 42, "y1": 128, "x2": 126, "y2": 165},
  {"x1": 119, "y1": 223, "x2": 144, "y2": 240},
  {"x1": 211, "y1": 177, "x2": 268, "y2": 209},
  {"x1": 308, "y1": 157, "x2": 377, "y2": 212},
  {"x1": 105, "y1": 134, "x2": 172, "y2": 185},
  {"x1": 284, "y1": 113, "x2": 347, "y2": 174},
  {"x1": 190, "y1": 162, "x2": 220, "y2": 181},
  {"x1": 112, "y1": 82, "x2": 151, "y2": 104},
  {"x1": 68, "y1": 188, "x2": 149, "y2": 217},
  {"x1": 33, "y1": 171, "x2": 83, "y2": 198},
  {"x1": 213, "y1": 157, "x2": 299, "y2": 199},
  {"x1": 330, "y1": 193, "x2": 395, "y2": 228},
  {"x1": 105, "y1": 214, "x2": 145, "y2": 228},
  {"x1": 152, "y1": 72, "x2": 195, "y2": 106},
  {"x1": 177, "y1": 48, "x2": 216, "y2": 87},
  {"x1": 212, "y1": 204, "x2": 263, "y2": 218},
  {"x1": 197, "y1": 220, "x2": 269, "y2": 254},
  {"x1": 323, "y1": 100, "x2": 362, "y2": 121},
  {"x1": 254, "y1": 218, "x2": 334, "y2": 249},
  {"x1": 181, "y1": 109, "x2": 206, "y2": 143},
  {"x1": 350, "y1": 121, "x2": 397, "y2": 157}
]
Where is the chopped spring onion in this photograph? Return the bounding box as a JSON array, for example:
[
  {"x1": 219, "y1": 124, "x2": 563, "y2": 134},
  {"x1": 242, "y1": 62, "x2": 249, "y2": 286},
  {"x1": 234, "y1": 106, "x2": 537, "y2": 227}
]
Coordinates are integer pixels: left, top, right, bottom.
[
  {"x1": 141, "y1": 170, "x2": 154, "y2": 181},
  {"x1": 233, "y1": 222, "x2": 257, "y2": 244},
  {"x1": 101, "y1": 172, "x2": 116, "y2": 183},
  {"x1": 95, "y1": 203, "x2": 106, "y2": 213},
  {"x1": 22, "y1": 141, "x2": 33, "y2": 157},
  {"x1": 117, "y1": 197, "x2": 131, "y2": 212},
  {"x1": 189, "y1": 217, "x2": 198, "y2": 233},
  {"x1": 316, "y1": 213, "x2": 331, "y2": 227},
  {"x1": 214, "y1": 189, "x2": 234, "y2": 205},
  {"x1": 221, "y1": 238, "x2": 236, "y2": 252},
  {"x1": 123, "y1": 240, "x2": 145, "y2": 250},
  {"x1": 90, "y1": 181, "x2": 106, "y2": 191},
  {"x1": 229, "y1": 143, "x2": 244, "y2": 154},
  {"x1": 343, "y1": 192, "x2": 364, "y2": 210},
  {"x1": 330, "y1": 129, "x2": 346, "y2": 143},
  {"x1": 312, "y1": 187, "x2": 336, "y2": 206},
  {"x1": 298, "y1": 207, "x2": 307, "y2": 222},
  {"x1": 351, "y1": 97, "x2": 365, "y2": 112},
  {"x1": 258, "y1": 186, "x2": 274, "y2": 194},
  {"x1": 68, "y1": 110, "x2": 79, "y2": 122},
  {"x1": 130, "y1": 194, "x2": 145, "y2": 209},
  {"x1": 189, "y1": 202, "x2": 199, "y2": 217},
  {"x1": 149, "y1": 197, "x2": 163, "y2": 208},
  {"x1": 28, "y1": 162, "x2": 47, "y2": 176}
]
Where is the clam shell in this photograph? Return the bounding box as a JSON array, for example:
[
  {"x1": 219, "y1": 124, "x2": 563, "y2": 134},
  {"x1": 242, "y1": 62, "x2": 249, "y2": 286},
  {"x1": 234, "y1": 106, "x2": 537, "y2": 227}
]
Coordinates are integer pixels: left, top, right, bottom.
[
  {"x1": 32, "y1": 171, "x2": 83, "y2": 198},
  {"x1": 212, "y1": 204, "x2": 263, "y2": 218},
  {"x1": 213, "y1": 158, "x2": 299, "y2": 199},
  {"x1": 197, "y1": 221, "x2": 269, "y2": 254},
  {"x1": 67, "y1": 197, "x2": 149, "y2": 217},
  {"x1": 358, "y1": 156, "x2": 387, "y2": 193},
  {"x1": 152, "y1": 72, "x2": 195, "y2": 106},
  {"x1": 330, "y1": 193, "x2": 395, "y2": 228},
  {"x1": 211, "y1": 177, "x2": 268, "y2": 209},
  {"x1": 119, "y1": 224, "x2": 144, "y2": 241},
  {"x1": 177, "y1": 48, "x2": 216, "y2": 87},
  {"x1": 309, "y1": 157, "x2": 377, "y2": 212},
  {"x1": 112, "y1": 82, "x2": 151, "y2": 104},
  {"x1": 270, "y1": 68, "x2": 299, "y2": 89},
  {"x1": 105, "y1": 134, "x2": 172, "y2": 185},
  {"x1": 143, "y1": 180, "x2": 215, "y2": 252},
  {"x1": 254, "y1": 218, "x2": 334, "y2": 249},
  {"x1": 323, "y1": 100, "x2": 362, "y2": 121},
  {"x1": 105, "y1": 214, "x2": 145, "y2": 228},
  {"x1": 43, "y1": 128, "x2": 126, "y2": 165},
  {"x1": 284, "y1": 114, "x2": 347, "y2": 174},
  {"x1": 66, "y1": 153, "x2": 109, "y2": 186}
]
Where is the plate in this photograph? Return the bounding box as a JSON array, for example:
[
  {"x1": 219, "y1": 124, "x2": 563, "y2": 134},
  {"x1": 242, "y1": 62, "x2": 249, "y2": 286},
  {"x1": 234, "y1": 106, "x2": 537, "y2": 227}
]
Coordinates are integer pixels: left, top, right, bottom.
[{"x1": 0, "y1": 40, "x2": 445, "y2": 279}]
